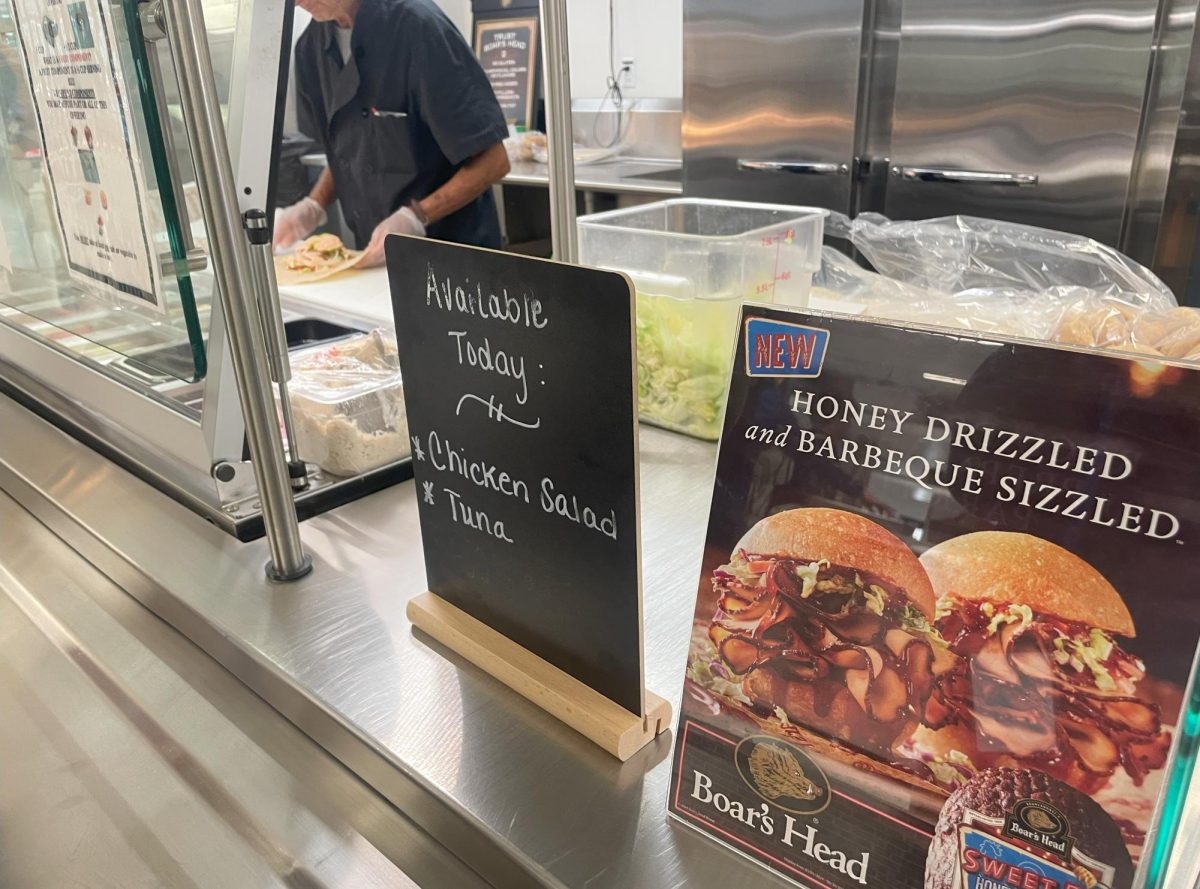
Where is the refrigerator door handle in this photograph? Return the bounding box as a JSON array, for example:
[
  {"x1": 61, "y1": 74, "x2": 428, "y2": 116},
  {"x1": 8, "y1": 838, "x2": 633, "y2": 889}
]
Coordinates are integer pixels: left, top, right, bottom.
[
  {"x1": 737, "y1": 159, "x2": 850, "y2": 176},
  {"x1": 893, "y1": 166, "x2": 1039, "y2": 187}
]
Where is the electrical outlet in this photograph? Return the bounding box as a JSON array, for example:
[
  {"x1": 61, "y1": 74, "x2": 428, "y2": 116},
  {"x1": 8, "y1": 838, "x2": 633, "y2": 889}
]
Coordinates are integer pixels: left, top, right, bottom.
[{"x1": 619, "y1": 56, "x2": 636, "y2": 90}]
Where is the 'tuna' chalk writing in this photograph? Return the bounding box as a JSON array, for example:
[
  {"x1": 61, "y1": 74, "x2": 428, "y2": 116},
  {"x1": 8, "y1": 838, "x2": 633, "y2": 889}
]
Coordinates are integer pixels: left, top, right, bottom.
[{"x1": 444, "y1": 487, "x2": 514, "y2": 543}]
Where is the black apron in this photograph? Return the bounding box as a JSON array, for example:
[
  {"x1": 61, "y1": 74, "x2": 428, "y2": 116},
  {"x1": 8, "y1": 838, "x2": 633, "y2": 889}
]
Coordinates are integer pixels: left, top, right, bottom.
[{"x1": 294, "y1": 0, "x2": 508, "y2": 249}]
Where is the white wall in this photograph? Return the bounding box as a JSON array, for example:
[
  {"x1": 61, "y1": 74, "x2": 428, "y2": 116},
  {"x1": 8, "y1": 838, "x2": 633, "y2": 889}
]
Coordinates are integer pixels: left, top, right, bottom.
[
  {"x1": 284, "y1": 7, "x2": 312, "y2": 133},
  {"x1": 428, "y1": 0, "x2": 682, "y2": 100},
  {"x1": 434, "y1": 0, "x2": 473, "y2": 40},
  {"x1": 289, "y1": 1, "x2": 683, "y2": 108},
  {"x1": 565, "y1": 0, "x2": 682, "y2": 100}
]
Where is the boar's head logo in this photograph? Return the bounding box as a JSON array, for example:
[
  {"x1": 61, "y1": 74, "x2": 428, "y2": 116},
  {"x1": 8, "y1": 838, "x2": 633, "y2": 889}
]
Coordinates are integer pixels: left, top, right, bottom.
[
  {"x1": 749, "y1": 743, "x2": 823, "y2": 801},
  {"x1": 735, "y1": 735, "x2": 831, "y2": 815}
]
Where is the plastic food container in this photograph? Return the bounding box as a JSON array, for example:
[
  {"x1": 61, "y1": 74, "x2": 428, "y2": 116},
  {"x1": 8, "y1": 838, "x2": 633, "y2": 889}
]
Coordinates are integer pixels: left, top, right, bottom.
[
  {"x1": 283, "y1": 330, "x2": 411, "y2": 477},
  {"x1": 578, "y1": 198, "x2": 826, "y2": 440}
]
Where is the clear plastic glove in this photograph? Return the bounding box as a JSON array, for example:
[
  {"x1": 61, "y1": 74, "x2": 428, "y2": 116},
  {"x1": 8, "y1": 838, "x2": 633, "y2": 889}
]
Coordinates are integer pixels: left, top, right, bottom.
[
  {"x1": 358, "y1": 206, "x2": 425, "y2": 268},
  {"x1": 273, "y1": 196, "x2": 326, "y2": 250}
]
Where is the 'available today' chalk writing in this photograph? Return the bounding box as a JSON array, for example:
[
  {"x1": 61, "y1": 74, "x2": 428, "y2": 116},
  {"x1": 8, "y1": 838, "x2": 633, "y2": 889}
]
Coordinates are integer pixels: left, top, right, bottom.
[
  {"x1": 447, "y1": 330, "x2": 529, "y2": 404},
  {"x1": 427, "y1": 264, "x2": 544, "y2": 429}
]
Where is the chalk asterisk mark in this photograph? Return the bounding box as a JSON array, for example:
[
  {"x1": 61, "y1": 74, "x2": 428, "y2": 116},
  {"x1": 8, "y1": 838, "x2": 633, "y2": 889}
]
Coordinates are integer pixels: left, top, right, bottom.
[
  {"x1": 422, "y1": 481, "x2": 436, "y2": 505},
  {"x1": 411, "y1": 436, "x2": 425, "y2": 461}
]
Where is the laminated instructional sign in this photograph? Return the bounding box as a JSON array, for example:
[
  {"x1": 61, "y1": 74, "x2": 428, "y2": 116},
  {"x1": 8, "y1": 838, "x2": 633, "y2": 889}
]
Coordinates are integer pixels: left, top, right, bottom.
[
  {"x1": 12, "y1": 0, "x2": 163, "y2": 308},
  {"x1": 670, "y1": 307, "x2": 1200, "y2": 889}
]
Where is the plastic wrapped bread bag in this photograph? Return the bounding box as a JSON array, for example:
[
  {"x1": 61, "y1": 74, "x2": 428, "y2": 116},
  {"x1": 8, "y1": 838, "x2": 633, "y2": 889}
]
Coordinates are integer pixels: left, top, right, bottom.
[
  {"x1": 825, "y1": 213, "x2": 1176, "y2": 311},
  {"x1": 814, "y1": 213, "x2": 1191, "y2": 359}
]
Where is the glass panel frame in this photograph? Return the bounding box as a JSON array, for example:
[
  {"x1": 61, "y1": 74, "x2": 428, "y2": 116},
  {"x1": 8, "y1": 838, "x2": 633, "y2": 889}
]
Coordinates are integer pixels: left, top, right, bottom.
[{"x1": 0, "y1": 0, "x2": 216, "y2": 382}]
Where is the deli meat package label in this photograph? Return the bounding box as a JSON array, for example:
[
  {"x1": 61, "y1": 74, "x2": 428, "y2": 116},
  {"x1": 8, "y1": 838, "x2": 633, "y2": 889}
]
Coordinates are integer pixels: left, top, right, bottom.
[{"x1": 669, "y1": 308, "x2": 1200, "y2": 889}]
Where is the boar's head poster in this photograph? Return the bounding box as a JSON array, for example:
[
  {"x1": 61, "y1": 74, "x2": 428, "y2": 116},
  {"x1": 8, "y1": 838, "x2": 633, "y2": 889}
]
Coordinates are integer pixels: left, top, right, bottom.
[{"x1": 669, "y1": 308, "x2": 1200, "y2": 889}]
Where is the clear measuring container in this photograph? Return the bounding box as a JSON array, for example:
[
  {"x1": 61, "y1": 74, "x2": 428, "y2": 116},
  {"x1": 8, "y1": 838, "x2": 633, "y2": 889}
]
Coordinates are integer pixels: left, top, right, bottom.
[{"x1": 578, "y1": 199, "x2": 827, "y2": 440}]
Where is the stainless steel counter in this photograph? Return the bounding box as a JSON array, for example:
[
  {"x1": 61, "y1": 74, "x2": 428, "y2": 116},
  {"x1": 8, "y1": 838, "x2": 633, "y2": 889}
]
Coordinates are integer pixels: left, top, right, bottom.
[
  {"x1": 504, "y1": 158, "x2": 683, "y2": 195},
  {"x1": 1, "y1": 391, "x2": 1196, "y2": 889},
  {"x1": 0, "y1": 487, "x2": 486, "y2": 889}
]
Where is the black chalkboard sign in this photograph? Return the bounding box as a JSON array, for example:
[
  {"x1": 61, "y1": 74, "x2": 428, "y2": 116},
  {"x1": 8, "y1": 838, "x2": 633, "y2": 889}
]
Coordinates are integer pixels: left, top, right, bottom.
[
  {"x1": 474, "y1": 18, "x2": 538, "y2": 129},
  {"x1": 387, "y1": 235, "x2": 645, "y2": 716}
]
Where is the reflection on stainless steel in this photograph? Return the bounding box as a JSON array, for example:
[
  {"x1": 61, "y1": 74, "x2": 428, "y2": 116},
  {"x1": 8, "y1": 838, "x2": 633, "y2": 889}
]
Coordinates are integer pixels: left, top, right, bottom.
[
  {"x1": 902, "y1": 10, "x2": 1158, "y2": 36},
  {"x1": 738, "y1": 159, "x2": 850, "y2": 176},
  {"x1": 0, "y1": 490, "x2": 481, "y2": 889},
  {"x1": 1144, "y1": 1, "x2": 1200, "y2": 302},
  {"x1": 684, "y1": 0, "x2": 864, "y2": 211},
  {"x1": 883, "y1": 0, "x2": 1157, "y2": 243},
  {"x1": 683, "y1": 0, "x2": 1200, "y2": 293},
  {"x1": 895, "y1": 166, "x2": 1038, "y2": 186}
]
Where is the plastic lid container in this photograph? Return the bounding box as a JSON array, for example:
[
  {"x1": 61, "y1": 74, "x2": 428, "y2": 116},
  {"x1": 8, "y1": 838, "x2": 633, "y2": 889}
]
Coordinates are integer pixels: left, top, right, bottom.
[
  {"x1": 578, "y1": 199, "x2": 827, "y2": 440},
  {"x1": 283, "y1": 331, "x2": 411, "y2": 477},
  {"x1": 577, "y1": 198, "x2": 827, "y2": 305}
]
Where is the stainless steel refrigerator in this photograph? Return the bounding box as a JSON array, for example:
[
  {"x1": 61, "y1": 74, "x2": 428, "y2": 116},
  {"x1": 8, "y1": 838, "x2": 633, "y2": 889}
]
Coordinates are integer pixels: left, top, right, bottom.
[{"x1": 683, "y1": 0, "x2": 1200, "y2": 302}]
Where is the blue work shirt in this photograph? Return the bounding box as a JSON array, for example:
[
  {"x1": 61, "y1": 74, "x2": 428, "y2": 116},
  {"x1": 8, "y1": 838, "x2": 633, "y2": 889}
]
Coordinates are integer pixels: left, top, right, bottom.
[{"x1": 295, "y1": 0, "x2": 508, "y2": 249}]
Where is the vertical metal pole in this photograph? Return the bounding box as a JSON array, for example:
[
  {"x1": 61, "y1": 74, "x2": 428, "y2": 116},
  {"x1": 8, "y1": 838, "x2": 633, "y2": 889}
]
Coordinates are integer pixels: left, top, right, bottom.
[
  {"x1": 539, "y1": 0, "x2": 578, "y2": 263},
  {"x1": 159, "y1": 0, "x2": 312, "y2": 581},
  {"x1": 244, "y1": 210, "x2": 308, "y2": 491}
]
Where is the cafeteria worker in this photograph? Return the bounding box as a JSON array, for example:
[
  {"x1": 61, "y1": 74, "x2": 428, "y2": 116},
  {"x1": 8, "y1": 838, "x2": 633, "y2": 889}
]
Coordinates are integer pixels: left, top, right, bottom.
[{"x1": 275, "y1": 0, "x2": 511, "y2": 265}]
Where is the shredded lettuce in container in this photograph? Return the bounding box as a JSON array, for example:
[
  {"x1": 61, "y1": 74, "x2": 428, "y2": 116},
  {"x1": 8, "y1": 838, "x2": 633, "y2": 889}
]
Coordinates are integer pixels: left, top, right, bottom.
[{"x1": 635, "y1": 290, "x2": 739, "y2": 440}]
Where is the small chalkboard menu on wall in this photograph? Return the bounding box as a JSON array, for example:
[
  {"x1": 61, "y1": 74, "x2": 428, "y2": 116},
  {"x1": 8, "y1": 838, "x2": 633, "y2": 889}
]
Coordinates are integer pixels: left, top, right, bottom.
[
  {"x1": 474, "y1": 18, "x2": 538, "y2": 128},
  {"x1": 388, "y1": 236, "x2": 669, "y2": 757}
]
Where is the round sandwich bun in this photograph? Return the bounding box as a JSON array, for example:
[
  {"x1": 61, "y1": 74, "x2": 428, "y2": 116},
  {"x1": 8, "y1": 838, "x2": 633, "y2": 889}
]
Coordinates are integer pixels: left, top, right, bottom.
[
  {"x1": 1157, "y1": 319, "x2": 1200, "y2": 359},
  {"x1": 1053, "y1": 309, "x2": 1098, "y2": 347},
  {"x1": 304, "y1": 232, "x2": 345, "y2": 252},
  {"x1": 919, "y1": 531, "x2": 1134, "y2": 637},
  {"x1": 1132, "y1": 306, "x2": 1199, "y2": 348},
  {"x1": 734, "y1": 507, "x2": 936, "y2": 617}
]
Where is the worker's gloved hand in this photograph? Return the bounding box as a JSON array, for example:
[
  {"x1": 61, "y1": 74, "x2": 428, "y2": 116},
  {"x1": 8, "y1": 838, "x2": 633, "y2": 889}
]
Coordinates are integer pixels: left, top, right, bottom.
[
  {"x1": 273, "y1": 196, "x2": 326, "y2": 250},
  {"x1": 358, "y1": 206, "x2": 426, "y2": 268}
]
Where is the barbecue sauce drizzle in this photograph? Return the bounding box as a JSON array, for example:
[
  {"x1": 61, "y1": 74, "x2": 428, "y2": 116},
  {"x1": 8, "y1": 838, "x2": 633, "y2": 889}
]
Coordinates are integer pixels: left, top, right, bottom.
[
  {"x1": 931, "y1": 600, "x2": 1170, "y2": 789},
  {"x1": 710, "y1": 553, "x2": 935, "y2": 740}
]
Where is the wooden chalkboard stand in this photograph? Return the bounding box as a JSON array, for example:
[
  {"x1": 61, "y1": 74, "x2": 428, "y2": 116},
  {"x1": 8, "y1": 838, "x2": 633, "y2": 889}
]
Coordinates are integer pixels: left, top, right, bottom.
[{"x1": 408, "y1": 592, "x2": 672, "y2": 761}]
